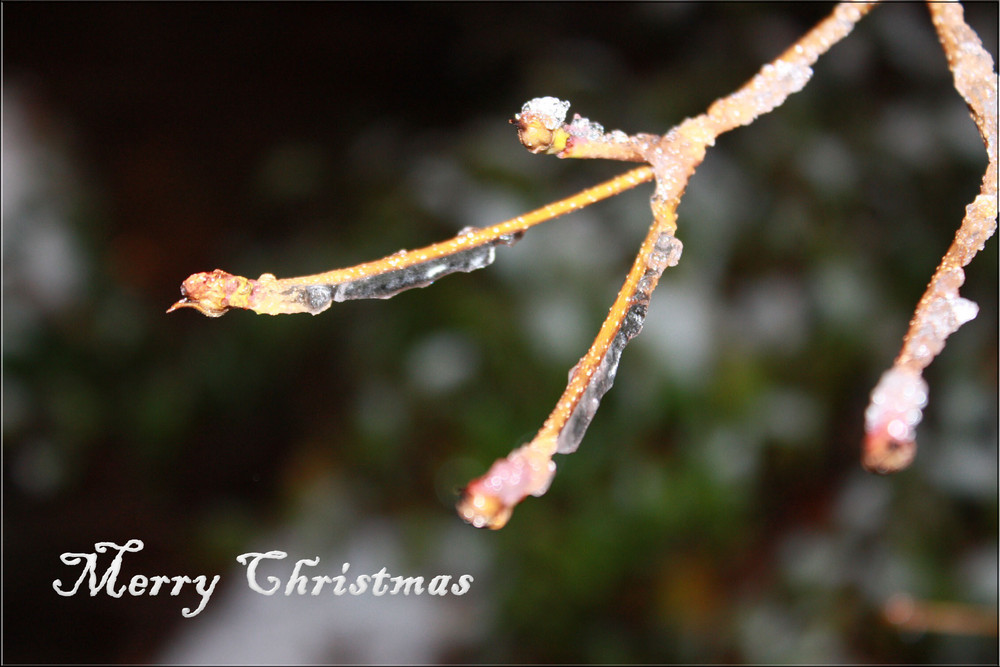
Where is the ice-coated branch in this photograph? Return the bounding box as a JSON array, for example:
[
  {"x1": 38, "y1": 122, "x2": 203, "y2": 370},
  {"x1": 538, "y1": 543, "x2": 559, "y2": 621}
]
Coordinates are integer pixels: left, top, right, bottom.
[
  {"x1": 705, "y1": 2, "x2": 877, "y2": 134},
  {"x1": 168, "y1": 1, "x2": 995, "y2": 529},
  {"x1": 462, "y1": 2, "x2": 877, "y2": 528},
  {"x1": 862, "y1": 1, "x2": 997, "y2": 474},
  {"x1": 167, "y1": 166, "x2": 653, "y2": 317}
]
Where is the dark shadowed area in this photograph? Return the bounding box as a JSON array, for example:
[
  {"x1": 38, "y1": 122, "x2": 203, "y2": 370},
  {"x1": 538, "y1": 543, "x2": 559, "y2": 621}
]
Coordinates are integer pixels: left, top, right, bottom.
[{"x1": 4, "y1": 3, "x2": 997, "y2": 663}]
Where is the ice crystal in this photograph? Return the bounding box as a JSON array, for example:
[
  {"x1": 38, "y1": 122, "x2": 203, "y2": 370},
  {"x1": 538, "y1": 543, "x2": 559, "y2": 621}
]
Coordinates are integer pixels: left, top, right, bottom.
[
  {"x1": 519, "y1": 97, "x2": 571, "y2": 130},
  {"x1": 568, "y1": 114, "x2": 606, "y2": 142}
]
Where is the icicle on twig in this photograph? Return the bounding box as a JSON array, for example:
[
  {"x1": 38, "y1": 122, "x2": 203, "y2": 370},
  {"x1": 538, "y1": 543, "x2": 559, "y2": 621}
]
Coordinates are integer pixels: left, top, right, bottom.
[
  {"x1": 457, "y1": 220, "x2": 684, "y2": 528},
  {"x1": 862, "y1": 1, "x2": 997, "y2": 474},
  {"x1": 167, "y1": 166, "x2": 652, "y2": 317},
  {"x1": 459, "y1": 2, "x2": 875, "y2": 528}
]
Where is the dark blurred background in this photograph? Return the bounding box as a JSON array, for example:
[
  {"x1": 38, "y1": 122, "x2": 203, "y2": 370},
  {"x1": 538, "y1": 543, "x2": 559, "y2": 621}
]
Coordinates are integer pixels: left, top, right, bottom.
[{"x1": 4, "y1": 2, "x2": 997, "y2": 663}]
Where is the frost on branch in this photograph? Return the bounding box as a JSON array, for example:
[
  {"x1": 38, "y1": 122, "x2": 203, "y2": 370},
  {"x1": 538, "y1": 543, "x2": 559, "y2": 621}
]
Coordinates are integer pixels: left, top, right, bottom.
[
  {"x1": 706, "y1": 2, "x2": 876, "y2": 134},
  {"x1": 898, "y1": 270, "x2": 980, "y2": 368},
  {"x1": 862, "y1": 1, "x2": 997, "y2": 474}
]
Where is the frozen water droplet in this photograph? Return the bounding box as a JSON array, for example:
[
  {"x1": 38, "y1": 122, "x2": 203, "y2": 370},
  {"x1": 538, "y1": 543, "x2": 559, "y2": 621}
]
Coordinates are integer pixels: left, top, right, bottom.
[
  {"x1": 568, "y1": 115, "x2": 604, "y2": 142},
  {"x1": 950, "y1": 297, "x2": 979, "y2": 327},
  {"x1": 497, "y1": 230, "x2": 524, "y2": 247},
  {"x1": 609, "y1": 130, "x2": 630, "y2": 144},
  {"x1": 304, "y1": 285, "x2": 334, "y2": 312},
  {"x1": 646, "y1": 233, "x2": 683, "y2": 273},
  {"x1": 619, "y1": 302, "x2": 647, "y2": 340}
]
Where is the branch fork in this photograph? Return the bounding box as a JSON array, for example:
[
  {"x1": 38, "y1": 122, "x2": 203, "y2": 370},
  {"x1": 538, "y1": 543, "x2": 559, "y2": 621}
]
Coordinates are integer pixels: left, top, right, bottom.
[{"x1": 169, "y1": 2, "x2": 996, "y2": 528}]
